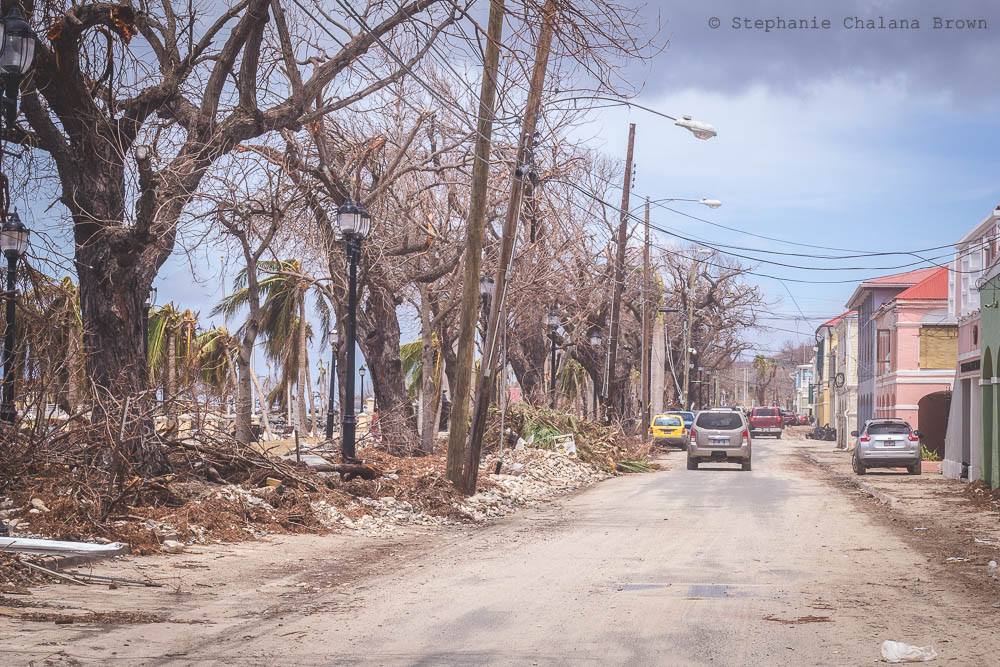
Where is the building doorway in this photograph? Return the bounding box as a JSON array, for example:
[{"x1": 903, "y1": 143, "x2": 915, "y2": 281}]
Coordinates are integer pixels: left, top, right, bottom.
[{"x1": 917, "y1": 391, "x2": 951, "y2": 458}]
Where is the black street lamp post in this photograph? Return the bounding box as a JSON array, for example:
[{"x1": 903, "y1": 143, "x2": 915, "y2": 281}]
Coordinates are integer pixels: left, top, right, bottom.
[
  {"x1": 0, "y1": 212, "x2": 28, "y2": 424},
  {"x1": 0, "y1": 6, "x2": 36, "y2": 130},
  {"x1": 336, "y1": 199, "x2": 371, "y2": 462},
  {"x1": 324, "y1": 328, "x2": 339, "y2": 441},
  {"x1": 359, "y1": 365, "x2": 367, "y2": 414},
  {"x1": 546, "y1": 310, "x2": 559, "y2": 409},
  {"x1": 0, "y1": 7, "x2": 38, "y2": 427}
]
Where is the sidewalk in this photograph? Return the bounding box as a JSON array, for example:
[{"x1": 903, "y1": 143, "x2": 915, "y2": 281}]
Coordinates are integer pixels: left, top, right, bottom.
[{"x1": 791, "y1": 436, "x2": 1000, "y2": 598}]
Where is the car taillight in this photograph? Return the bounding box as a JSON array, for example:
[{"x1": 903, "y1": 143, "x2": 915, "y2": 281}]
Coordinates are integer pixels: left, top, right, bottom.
[
  {"x1": 908, "y1": 432, "x2": 919, "y2": 442},
  {"x1": 859, "y1": 434, "x2": 871, "y2": 443},
  {"x1": 690, "y1": 427, "x2": 698, "y2": 440},
  {"x1": 742, "y1": 429, "x2": 750, "y2": 443}
]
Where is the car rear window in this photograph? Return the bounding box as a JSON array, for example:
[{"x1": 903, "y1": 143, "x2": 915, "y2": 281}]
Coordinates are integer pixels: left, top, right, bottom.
[
  {"x1": 696, "y1": 412, "x2": 744, "y2": 429},
  {"x1": 654, "y1": 416, "x2": 682, "y2": 427},
  {"x1": 752, "y1": 408, "x2": 777, "y2": 417},
  {"x1": 867, "y1": 422, "x2": 910, "y2": 435}
]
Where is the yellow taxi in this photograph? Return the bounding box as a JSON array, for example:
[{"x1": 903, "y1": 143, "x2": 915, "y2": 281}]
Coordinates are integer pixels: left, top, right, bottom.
[{"x1": 650, "y1": 413, "x2": 689, "y2": 447}]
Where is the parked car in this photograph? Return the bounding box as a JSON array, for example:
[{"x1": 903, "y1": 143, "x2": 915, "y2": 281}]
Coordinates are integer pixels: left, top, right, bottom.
[
  {"x1": 664, "y1": 410, "x2": 695, "y2": 430},
  {"x1": 650, "y1": 413, "x2": 688, "y2": 448},
  {"x1": 797, "y1": 414, "x2": 812, "y2": 426},
  {"x1": 687, "y1": 409, "x2": 752, "y2": 471},
  {"x1": 851, "y1": 419, "x2": 922, "y2": 475},
  {"x1": 749, "y1": 406, "x2": 783, "y2": 439},
  {"x1": 781, "y1": 410, "x2": 797, "y2": 427}
]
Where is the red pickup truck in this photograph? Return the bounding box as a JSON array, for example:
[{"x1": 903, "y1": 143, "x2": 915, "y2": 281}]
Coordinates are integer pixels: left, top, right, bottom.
[{"x1": 749, "y1": 406, "x2": 783, "y2": 439}]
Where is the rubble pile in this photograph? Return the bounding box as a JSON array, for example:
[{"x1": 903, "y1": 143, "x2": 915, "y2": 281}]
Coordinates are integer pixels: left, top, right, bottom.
[
  {"x1": 0, "y1": 406, "x2": 650, "y2": 562},
  {"x1": 485, "y1": 403, "x2": 651, "y2": 472},
  {"x1": 457, "y1": 448, "x2": 609, "y2": 521}
]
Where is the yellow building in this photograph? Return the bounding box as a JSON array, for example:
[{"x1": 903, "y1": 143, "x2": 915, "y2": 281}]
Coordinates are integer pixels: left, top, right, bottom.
[{"x1": 815, "y1": 312, "x2": 850, "y2": 428}]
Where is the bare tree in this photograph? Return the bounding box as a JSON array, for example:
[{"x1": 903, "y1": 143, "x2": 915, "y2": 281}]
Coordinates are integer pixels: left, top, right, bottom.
[{"x1": 14, "y1": 0, "x2": 451, "y2": 473}]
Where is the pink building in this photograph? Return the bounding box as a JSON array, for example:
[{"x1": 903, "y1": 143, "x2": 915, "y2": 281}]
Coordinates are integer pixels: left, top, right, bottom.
[{"x1": 872, "y1": 267, "x2": 957, "y2": 456}]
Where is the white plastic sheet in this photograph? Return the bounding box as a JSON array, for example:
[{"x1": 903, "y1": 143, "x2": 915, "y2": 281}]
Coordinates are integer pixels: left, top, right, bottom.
[{"x1": 880, "y1": 640, "x2": 938, "y2": 663}]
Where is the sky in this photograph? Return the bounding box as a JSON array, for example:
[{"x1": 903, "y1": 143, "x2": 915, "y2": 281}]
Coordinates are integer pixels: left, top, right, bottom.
[
  {"x1": 581, "y1": 0, "x2": 1000, "y2": 353},
  {"x1": 30, "y1": 0, "x2": 1000, "y2": 390}
]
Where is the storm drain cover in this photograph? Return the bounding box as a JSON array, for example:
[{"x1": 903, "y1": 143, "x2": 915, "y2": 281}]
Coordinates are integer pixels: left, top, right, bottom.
[{"x1": 686, "y1": 584, "x2": 731, "y2": 598}]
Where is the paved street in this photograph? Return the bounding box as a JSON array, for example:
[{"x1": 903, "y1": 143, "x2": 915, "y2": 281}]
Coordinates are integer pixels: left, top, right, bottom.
[{"x1": 7, "y1": 435, "x2": 1000, "y2": 665}]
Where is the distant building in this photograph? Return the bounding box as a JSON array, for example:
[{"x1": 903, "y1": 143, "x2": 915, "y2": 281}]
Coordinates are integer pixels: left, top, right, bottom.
[
  {"x1": 846, "y1": 267, "x2": 943, "y2": 429},
  {"x1": 792, "y1": 364, "x2": 814, "y2": 415},
  {"x1": 870, "y1": 267, "x2": 955, "y2": 456},
  {"x1": 943, "y1": 207, "x2": 999, "y2": 482},
  {"x1": 815, "y1": 311, "x2": 859, "y2": 448}
]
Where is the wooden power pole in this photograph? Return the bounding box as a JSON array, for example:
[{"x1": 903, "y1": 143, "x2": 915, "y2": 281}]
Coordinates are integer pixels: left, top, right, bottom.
[
  {"x1": 640, "y1": 197, "x2": 652, "y2": 437},
  {"x1": 445, "y1": 0, "x2": 506, "y2": 486},
  {"x1": 462, "y1": 0, "x2": 558, "y2": 495},
  {"x1": 604, "y1": 123, "x2": 636, "y2": 422}
]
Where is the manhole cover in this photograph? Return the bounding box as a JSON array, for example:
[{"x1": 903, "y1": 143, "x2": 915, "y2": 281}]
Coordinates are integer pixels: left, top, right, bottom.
[{"x1": 686, "y1": 584, "x2": 731, "y2": 598}]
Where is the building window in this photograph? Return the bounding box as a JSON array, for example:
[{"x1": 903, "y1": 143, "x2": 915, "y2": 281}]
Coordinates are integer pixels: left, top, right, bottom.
[
  {"x1": 973, "y1": 325, "x2": 979, "y2": 346},
  {"x1": 919, "y1": 325, "x2": 958, "y2": 369},
  {"x1": 877, "y1": 329, "x2": 891, "y2": 376}
]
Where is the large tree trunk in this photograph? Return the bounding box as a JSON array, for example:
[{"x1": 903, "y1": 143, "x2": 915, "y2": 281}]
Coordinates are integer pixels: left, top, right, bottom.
[
  {"x1": 507, "y1": 325, "x2": 547, "y2": 405},
  {"x1": 359, "y1": 280, "x2": 418, "y2": 455},
  {"x1": 234, "y1": 345, "x2": 255, "y2": 444}
]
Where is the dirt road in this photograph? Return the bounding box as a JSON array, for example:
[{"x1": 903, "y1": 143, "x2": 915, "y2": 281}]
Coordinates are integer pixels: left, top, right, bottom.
[{"x1": 7, "y1": 435, "x2": 1000, "y2": 665}]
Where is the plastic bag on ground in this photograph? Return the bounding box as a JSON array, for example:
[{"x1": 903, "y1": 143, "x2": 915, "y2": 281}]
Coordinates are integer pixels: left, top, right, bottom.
[{"x1": 880, "y1": 640, "x2": 938, "y2": 663}]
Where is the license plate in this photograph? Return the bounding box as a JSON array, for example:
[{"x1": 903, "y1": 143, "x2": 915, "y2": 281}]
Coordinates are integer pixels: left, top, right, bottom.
[{"x1": 710, "y1": 437, "x2": 728, "y2": 444}]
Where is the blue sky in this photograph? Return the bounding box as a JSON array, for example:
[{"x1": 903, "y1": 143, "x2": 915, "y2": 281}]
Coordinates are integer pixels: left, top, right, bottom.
[
  {"x1": 579, "y1": 0, "x2": 1000, "y2": 352},
  {"x1": 25, "y1": 0, "x2": 1000, "y2": 384}
]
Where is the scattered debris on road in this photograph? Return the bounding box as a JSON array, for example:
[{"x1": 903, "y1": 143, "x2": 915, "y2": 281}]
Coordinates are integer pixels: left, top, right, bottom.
[
  {"x1": 880, "y1": 640, "x2": 938, "y2": 663},
  {"x1": 762, "y1": 614, "x2": 833, "y2": 625}
]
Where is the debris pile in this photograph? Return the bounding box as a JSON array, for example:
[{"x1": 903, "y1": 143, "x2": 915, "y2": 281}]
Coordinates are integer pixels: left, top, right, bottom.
[
  {"x1": 0, "y1": 405, "x2": 650, "y2": 569},
  {"x1": 458, "y1": 447, "x2": 609, "y2": 521},
  {"x1": 484, "y1": 403, "x2": 651, "y2": 472}
]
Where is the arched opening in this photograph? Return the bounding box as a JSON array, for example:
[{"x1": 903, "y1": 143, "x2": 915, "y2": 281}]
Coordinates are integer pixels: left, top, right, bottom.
[
  {"x1": 918, "y1": 391, "x2": 951, "y2": 459},
  {"x1": 983, "y1": 347, "x2": 994, "y2": 487}
]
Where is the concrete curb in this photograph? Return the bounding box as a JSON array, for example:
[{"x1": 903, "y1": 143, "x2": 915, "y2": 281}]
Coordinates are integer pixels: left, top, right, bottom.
[
  {"x1": 797, "y1": 448, "x2": 901, "y2": 509},
  {"x1": 40, "y1": 546, "x2": 130, "y2": 571}
]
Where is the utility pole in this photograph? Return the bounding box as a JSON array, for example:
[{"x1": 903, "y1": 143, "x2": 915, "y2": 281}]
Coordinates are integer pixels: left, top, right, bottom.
[
  {"x1": 444, "y1": 0, "x2": 505, "y2": 486},
  {"x1": 604, "y1": 123, "x2": 636, "y2": 422},
  {"x1": 640, "y1": 197, "x2": 652, "y2": 436},
  {"x1": 682, "y1": 258, "x2": 697, "y2": 409},
  {"x1": 463, "y1": 0, "x2": 557, "y2": 495}
]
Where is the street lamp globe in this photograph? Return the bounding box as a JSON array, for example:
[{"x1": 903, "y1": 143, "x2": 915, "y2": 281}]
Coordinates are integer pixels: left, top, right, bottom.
[
  {"x1": 336, "y1": 199, "x2": 372, "y2": 240},
  {"x1": 589, "y1": 331, "x2": 603, "y2": 347},
  {"x1": 674, "y1": 115, "x2": 717, "y2": 140},
  {"x1": 330, "y1": 328, "x2": 339, "y2": 346},
  {"x1": 0, "y1": 210, "x2": 28, "y2": 258},
  {"x1": 699, "y1": 198, "x2": 722, "y2": 209},
  {"x1": 359, "y1": 365, "x2": 366, "y2": 378},
  {"x1": 546, "y1": 310, "x2": 559, "y2": 331},
  {"x1": 0, "y1": 7, "x2": 36, "y2": 77}
]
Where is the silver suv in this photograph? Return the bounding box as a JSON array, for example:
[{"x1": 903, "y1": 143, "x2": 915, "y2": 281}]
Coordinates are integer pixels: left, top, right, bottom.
[
  {"x1": 851, "y1": 419, "x2": 922, "y2": 475},
  {"x1": 687, "y1": 409, "x2": 752, "y2": 471}
]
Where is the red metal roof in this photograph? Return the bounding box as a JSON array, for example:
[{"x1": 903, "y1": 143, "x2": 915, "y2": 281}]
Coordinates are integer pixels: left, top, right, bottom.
[
  {"x1": 861, "y1": 267, "x2": 940, "y2": 287},
  {"x1": 894, "y1": 267, "x2": 948, "y2": 300},
  {"x1": 818, "y1": 310, "x2": 854, "y2": 329}
]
